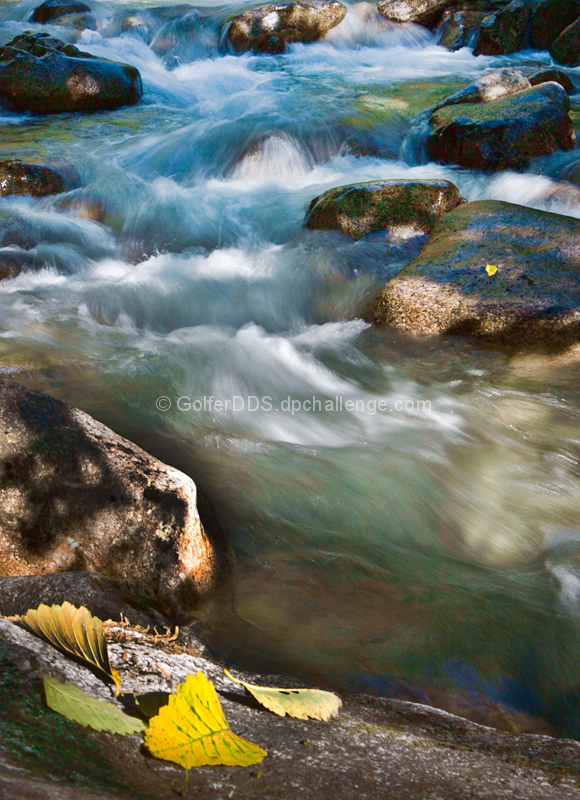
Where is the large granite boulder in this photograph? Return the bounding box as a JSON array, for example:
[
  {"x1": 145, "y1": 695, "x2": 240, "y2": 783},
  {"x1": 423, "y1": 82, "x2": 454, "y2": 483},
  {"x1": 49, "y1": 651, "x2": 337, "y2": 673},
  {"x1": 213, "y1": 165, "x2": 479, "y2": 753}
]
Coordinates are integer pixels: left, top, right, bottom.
[
  {"x1": 305, "y1": 179, "x2": 464, "y2": 240},
  {"x1": 550, "y1": 16, "x2": 580, "y2": 65},
  {"x1": 369, "y1": 200, "x2": 580, "y2": 351},
  {"x1": 227, "y1": 1, "x2": 347, "y2": 54},
  {"x1": 1, "y1": 616, "x2": 579, "y2": 799},
  {"x1": 0, "y1": 33, "x2": 142, "y2": 114},
  {"x1": 377, "y1": 0, "x2": 451, "y2": 24},
  {"x1": 427, "y1": 82, "x2": 575, "y2": 171},
  {"x1": 0, "y1": 159, "x2": 79, "y2": 197},
  {"x1": 473, "y1": 0, "x2": 532, "y2": 55},
  {"x1": 0, "y1": 379, "x2": 229, "y2": 616},
  {"x1": 530, "y1": 0, "x2": 580, "y2": 50},
  {"x1": 30, "y1": 0, "x2": 90, "y2": 23}
]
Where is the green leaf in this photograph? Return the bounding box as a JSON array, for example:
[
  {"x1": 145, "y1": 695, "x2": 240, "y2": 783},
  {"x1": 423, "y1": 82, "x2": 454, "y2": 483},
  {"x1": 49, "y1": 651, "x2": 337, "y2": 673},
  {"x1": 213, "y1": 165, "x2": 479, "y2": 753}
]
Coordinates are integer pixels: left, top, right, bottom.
[
  {"x1": 224, "y1": 668, "x2": 342, "y2": 720},
  {"x1": 144, "y1": 672, "x2": 266, "y2": 768},
  {"x1": 43, "y1": 674, "x2": 146, "y2": 735}
]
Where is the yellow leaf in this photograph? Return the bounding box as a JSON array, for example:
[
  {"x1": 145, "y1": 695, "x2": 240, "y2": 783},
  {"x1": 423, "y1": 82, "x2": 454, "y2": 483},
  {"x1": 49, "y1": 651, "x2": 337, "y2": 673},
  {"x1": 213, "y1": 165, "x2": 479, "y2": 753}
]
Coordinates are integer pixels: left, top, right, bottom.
[
  {"x1": 485, "y1": 263, "x2": 497, "y2": 276},
  {"x1": 22, "y1": 603, "x2": 121, "y2": 694},
  {"x1": 144, "y1": 672, "x2": 266, "y2": 768},
  {"x1": 43, "y1": 675, "x2": 145, "y2": 735},
  {"x1": 224, "y1": 668, "x2": 342, "y2": 721}
]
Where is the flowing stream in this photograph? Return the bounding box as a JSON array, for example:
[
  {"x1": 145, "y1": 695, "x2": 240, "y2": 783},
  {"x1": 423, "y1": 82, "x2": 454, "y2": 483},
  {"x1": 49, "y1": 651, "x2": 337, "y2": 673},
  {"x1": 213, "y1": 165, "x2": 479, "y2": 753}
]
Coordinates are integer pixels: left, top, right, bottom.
[{"x1": 3, "y1": 0, "x2": 580, "y2": 736}]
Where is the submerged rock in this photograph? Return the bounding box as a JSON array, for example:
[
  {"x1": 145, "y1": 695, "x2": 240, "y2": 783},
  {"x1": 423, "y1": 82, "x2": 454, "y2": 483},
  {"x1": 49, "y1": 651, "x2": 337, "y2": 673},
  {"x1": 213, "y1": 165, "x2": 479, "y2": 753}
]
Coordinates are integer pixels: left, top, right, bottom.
[
  {"x1": 0, "y1": 159, "x2": 78, "y2": 197},
  {"x1": 30, "y1": 0, "x2": 90, "y2": 24},
  {"x1": 1, "y1": 615, "x2": 579, "y2": 799},
  {"x1": 0, "y1": 378, "x2": 229, "y2": 616},
  {"x1": 473, "y1": 0, "x2": 532, "y2": 55},
  {"x1": 227, "y1": 1, "x2": 347, "y2": 54},
  {"x1": 0, "y1": 33, "x2": 142, "y2": 114},
  {"x1": 369, "y1": 200, "x2": 580, "y2": 351},
  {"x1": 427, "y1": 82, "x2": 575, "y2": 171},
  {"x1": 306, "y1": 179, "x2": 464, "y2": 240},
  {"x1": 550, "y1": 17, "x2": 580, "y2": 66},
  {"x1": 103, "y1": 5, "x2": 194, "y2": 44},
  {"x1": 377, "y1": 0, "x2": 451, "y2": 24},
  {"x1": 530, "y1": 0, "x2": 580, "y2": 50},
  {"x1": 434, "y1": 69, "x2": 531, "y2": 110}
]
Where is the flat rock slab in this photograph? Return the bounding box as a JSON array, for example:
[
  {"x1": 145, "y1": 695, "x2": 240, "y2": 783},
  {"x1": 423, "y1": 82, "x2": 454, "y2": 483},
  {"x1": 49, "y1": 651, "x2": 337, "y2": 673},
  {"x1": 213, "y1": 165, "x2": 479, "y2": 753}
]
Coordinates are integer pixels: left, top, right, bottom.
[
  {"x1": 427, "y1": 82, "x2": 575, "y2": 171},
  {"x1": 0, "y1": 32, "x2": 142, "y2": 113},
  {"x1": 369, "y1": 200, "x2": 580, "y2": 351},
  {"x1": 227, "y1": 1, "x2": 347, "y2": 54},
  {"x1": 306, "y1": 179, "x2": 464, "y2": 239},
  {"x1": 1, "y1": 617, "x2": 580, "y2": 800},
  {"x1": 0, "y1": 378, "x2": 229, "y2": 616}
]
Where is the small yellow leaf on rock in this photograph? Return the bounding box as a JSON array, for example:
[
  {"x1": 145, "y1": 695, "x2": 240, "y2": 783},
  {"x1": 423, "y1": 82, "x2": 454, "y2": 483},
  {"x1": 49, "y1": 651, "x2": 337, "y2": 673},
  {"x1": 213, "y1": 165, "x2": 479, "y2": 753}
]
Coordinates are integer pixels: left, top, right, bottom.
[
  {"x1": 485, "y1": 263, "x2": 497, "y2": 276},
  {"x1": 224, "y1": 668, "x2": 342, "y2": 721},
  {"x1": 43, "y1": 675, "x2": 145, "y2": 735},
  {"x1": 144, "y1": 672, "x2": 266, "y2": 769},
  {"x1": 22, "y1": 602, "x2": 121, "y2": 694}
]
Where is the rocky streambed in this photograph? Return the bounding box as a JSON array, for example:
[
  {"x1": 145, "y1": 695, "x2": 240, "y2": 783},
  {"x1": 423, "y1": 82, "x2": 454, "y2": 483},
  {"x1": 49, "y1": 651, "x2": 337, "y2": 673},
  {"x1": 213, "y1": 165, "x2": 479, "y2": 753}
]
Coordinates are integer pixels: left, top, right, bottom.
[{"x1": 3, "y1": 0, "x2": 580, "y2": 796}]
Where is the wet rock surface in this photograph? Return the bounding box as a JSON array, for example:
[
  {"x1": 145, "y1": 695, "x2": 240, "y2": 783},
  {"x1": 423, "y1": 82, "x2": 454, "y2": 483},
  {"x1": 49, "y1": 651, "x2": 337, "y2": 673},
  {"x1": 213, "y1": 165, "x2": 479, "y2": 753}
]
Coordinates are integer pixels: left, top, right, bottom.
[
  {"x1": 434, "y1": 68, "x2": 531, "y2": 110},
  {"x1": 227, "y1": 1, "x2": 347, "y2": 54},
  {"x1": 528, "y1": 67, "x2": 574, "y2": 93},
  {"x1": 30, "y1": 0, "x2": 91, "y2": 24},
  {"x1": 0, "y1": 378, "x2": 230, "y2": 616},
  {"x1": 369, "y1": 200, "x2": 580, "y2": 351},
  {"x1": 550, "y1": 16, "x2": 580, "y2": 66},
  {"x1": 0, "y1": 32, "x2": 143, "y2": 113},
  {"x1": 427, "y1": 81, "x2": 575, "y2": 171},
  {"x1": 1, "y1": 616, "x2": 580, "y2": 800},
  {"x1": 377, "y1": 0, "x2": 451, "y2": 24},
  {"x1": 306, "y1": 179, "x2": 464, "y2": 240},
  {"x1": 0, "y1": 159, "x2": 78, "y2": 197},
  {"x1": 473, "y1": 0, "x2": 532, "y2": 55},
  {"x1": 530, "y1": 0, "x2": 580, "y2": 50}
]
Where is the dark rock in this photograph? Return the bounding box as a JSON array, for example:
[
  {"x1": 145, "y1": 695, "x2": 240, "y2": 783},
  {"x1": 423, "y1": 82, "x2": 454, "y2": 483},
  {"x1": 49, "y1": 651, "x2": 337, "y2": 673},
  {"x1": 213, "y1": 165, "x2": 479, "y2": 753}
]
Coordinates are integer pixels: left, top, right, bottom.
[
  {"x1": 377, "y1": 0, "x2": 451, "y2": 25},
  {"x1": 2, "y1": 616, "x2": 580, "y2": 799},
  {"x1": 0, "y1": 572, "x2": 170, "y2": 627},
  {"x1": 434, "y1": 69, "x2": 531, "y2": 110},
  {"x1": 369, "y1": 200, "x2": 580, "y2": 351},
  {"x1": 550, "y1": 16, "x2": 580, "y2": 66},
  {"x1": 473, "y1": 0, "x2": 532, "y2": 56},
  {"x1": 0, "y1": 250, "x2": 26, "y2": 281},
  {"x1": 306, "y1": 179, "x2": 464, "y2": 240},
  {"x1": 227, "y1": 1, "x2": 347, "y2": 54},
  {"x1": 528, "y1": 67, "x2": 574, "y2": 92},
  {"x1": 0, "y1": 378, "x2": 230, "y2": 617},
  {"x1": 0, "y1": 160, "x2": 77, "y2": 197},
  {"x1": 0, "y1": 33, "x2": 142, "y2": 114},
  {"x1": 30, "y1": 0, "x2": 90, "y2": 24},
  {"x1": 530, "y1": 0, "x2": 580, "y2": 50},
  {"x1": 436, "y1": 9, "x2": 487, "y2": 50},
  {"x1": 427, "y1": 82, "x2": 575, "y2": 171}
]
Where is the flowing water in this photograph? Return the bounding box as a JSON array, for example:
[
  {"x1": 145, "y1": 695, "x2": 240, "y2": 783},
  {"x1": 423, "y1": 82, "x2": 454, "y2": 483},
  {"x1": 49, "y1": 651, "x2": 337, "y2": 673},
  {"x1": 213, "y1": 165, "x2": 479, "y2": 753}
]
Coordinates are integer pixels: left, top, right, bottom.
[{"x1": 3, "y1": 0, "x2": 580, "y2": 736}]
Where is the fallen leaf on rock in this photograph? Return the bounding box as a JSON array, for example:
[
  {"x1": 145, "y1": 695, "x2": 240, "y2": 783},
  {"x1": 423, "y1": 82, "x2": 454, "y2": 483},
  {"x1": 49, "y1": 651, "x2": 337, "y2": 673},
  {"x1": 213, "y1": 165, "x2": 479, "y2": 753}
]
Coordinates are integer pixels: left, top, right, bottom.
[
  {"x1": 22, "y1": 602, "x2": 121, "y2": 694},
  {"x1": 134, "y1": 691, "x2": 171, "y2": 718},
  {"x1": 224, "y1": 668, "x2": 342, "y2": 720},
  {"x1": 43, "y1": 675, "x2": 146, "y2": 735},
  {"x1": 145, "y1": 672, "x2": 266, "y2": 768}
]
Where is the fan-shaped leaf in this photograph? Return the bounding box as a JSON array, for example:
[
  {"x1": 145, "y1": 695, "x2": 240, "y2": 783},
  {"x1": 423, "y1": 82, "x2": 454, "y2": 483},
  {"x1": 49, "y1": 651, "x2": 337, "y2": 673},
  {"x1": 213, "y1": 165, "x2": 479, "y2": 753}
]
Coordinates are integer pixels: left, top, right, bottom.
[
  {"x1": 224, "y1": 668, "x2": 341, "y2": 720},
  {"x1": 145, "y1": 672, "x2": 266, "y2": 768},
  {"x1": 43, "y1": 675, "x2": 145, "y2": 735},
  {"x1": 22, "y1": 602, "x2": 121, "y2": 694}
]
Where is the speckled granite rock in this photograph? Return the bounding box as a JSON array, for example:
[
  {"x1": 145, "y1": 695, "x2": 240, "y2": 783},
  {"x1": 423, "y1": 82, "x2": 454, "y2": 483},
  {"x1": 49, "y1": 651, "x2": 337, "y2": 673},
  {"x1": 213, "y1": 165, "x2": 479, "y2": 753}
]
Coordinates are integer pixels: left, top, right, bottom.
[
  {"x1": 1, "y1": 616, "x2": 580, "y2": 800},
  {"x1": 369, "y1": 200, "x2": 580, "y2": 351},
  {"x1": 377, "y1": 0, "x2": 451, "y2": 24},
  {"x1": 306, "y1": 179, "x2": 464, "y2": 240},
  {"x1": 227, "y1": 1, "x2": 347, "y2": 54},
  {"x1": 473, "y1": 0, "x2": 532, "y2": 56},
  {"x1": 427, "y1": 82, "x2": 575, "y2": 171},
  {"x1": 0, "y1": 32, "x2": 142, "y2": 113},
  {"x1": 0, "y1": 379, "x2": 229, "y2": 617}
]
